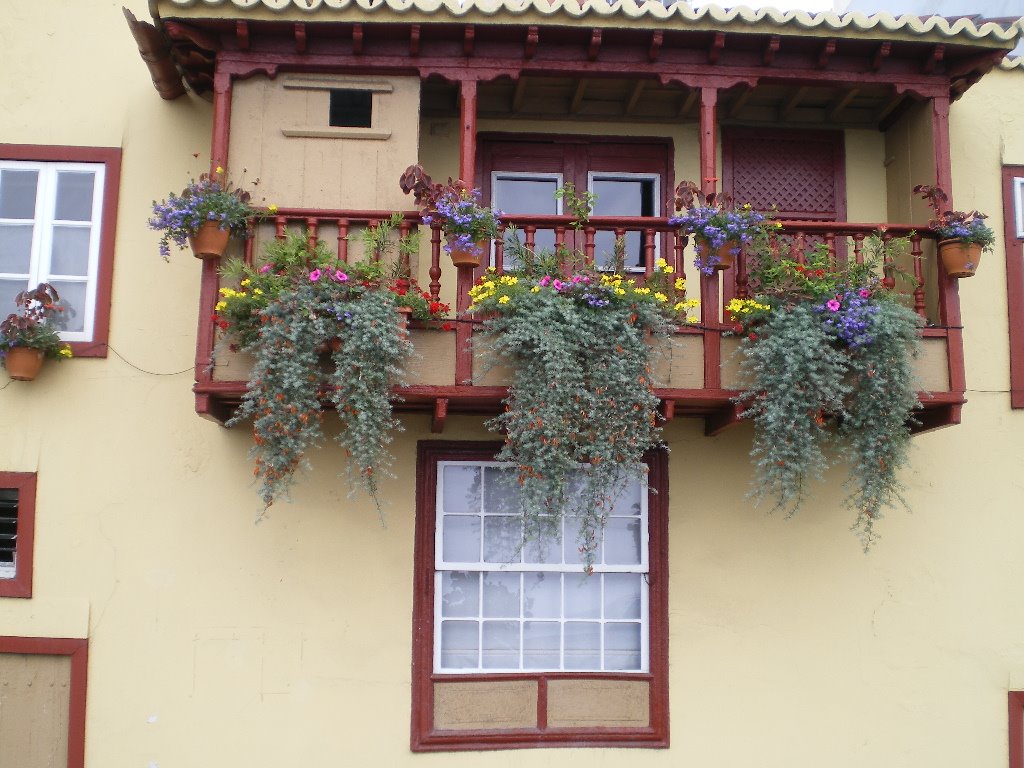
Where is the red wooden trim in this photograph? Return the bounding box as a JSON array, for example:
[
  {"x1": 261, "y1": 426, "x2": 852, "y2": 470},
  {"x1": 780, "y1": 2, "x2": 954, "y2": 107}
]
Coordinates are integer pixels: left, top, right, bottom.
[
  {"x1": 699, "y1": 88, "x2": 722, "y2": 391},
  {"x1": 410, "y1": 441, "x2": 669, "y2": 751},
  {"x1": 0, "y1": 144, "x2": 121, "y2": 359},
  {"x1": 1011, "y1": 691, "x2": 1024, "y2": 768},
  {"x1": 1004, "y1": 166, "x2": 1024, "y2": 408},
  {"x1": 0, "y1": 472, "x2": 36, "y2": 599},
  {"x1": 0, "y1": 636, "x2": 88, "y2": 768}
]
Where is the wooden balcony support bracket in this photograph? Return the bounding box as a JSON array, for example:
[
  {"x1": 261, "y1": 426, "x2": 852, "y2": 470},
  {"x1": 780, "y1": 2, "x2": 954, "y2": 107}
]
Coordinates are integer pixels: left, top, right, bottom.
[
  {"x1": 464, "y1": 25, "x2": 476, "y2": 57},
  {"x1": 409, "y1": 24, "x2": 420, "y2": 56},
  {"x1": 588, "y1": 29, "x2": 602, "y2": 62},
  {"x1": 525, "y1": 26, "x2": 538, "y2": 60},
  {"x1": 293, "y1": 23, "x2": 307, "y2": 54},
  {"x1": 513, "y1": 77, "x2": 528, "y2": 112},
  {"x1": 828, "y1": 87, "x2": 859, "y2": 122},
  {"x1": 817, "y1": 39, "x2": 837, "y2": 69},
  {"x1": 763, "y1": 36, "x2": 780, "y2": 66},
  {"x1": 163, "y1": 20, "x2": 222, "y2": 54},
  {"x1": 432, "y1": 398, "x2": 449, "y2": 434},
  {"x1": 678, "y1": 88, "x2": 698, "y2": 118},
  {"x1": 236, "y1": 21, "x2": 250, "y2": 51},
  {"x1": 708, "y1": 32, "x2": 726, "y2": 65},
  {"x1": 923, "y1": 44, "x2": 945, "y2": 74},
  {"x1": 352, "y1": 23, "x2": 364, "y2": 55},
  {"x1": 781, "y1": 86, "x2": 809, "y2": 121},
  {"x1": 872, "y1": 42, "x2": 891, "y2": 72},
  {"x1": 570, "y1": 79, "x2": 588, "y2": 113},
  {"x1": 649, "y1": 31, "x2": 663, "y2": 63},
  {"x1": 626, "y1": 80, "x2": 647, "y2": 116},
  {"x1": 728, "y1": 84, "x2": 753, "y2": 119},
  {"x1": 659, "y1": 399, "x2": 676, "y2": 423},
  {"x1": 705, "y1": 402, "x2": 742, "y2": 437},
  {"x1": 876, "y1": 93, "x2": 907, "y2": 130}
]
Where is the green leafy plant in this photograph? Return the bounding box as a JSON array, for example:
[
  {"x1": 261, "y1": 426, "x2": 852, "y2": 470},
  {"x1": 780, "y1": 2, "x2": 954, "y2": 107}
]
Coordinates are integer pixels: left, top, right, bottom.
[
  {"x1": 914, "y1": 184, "x2": 995, "y2": 250},
  {"x1": 730, "y1": 235, "x2": 922, "y2": 547},
  {"x1": 554, "y1": 182, "x2": 597, "y2": 230},
  {"x1": 0, "y1": 283, "x2": 73, "y2": 363},
  {"x1": 469, "y1": 239, "x2": 696, "y2": 566},
  {"x1": 216, "y1": 231, "x2": 445, "y2": 511}
]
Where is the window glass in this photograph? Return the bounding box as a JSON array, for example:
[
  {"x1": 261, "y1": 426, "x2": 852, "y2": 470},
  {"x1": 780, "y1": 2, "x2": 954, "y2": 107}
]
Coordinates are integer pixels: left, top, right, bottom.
[
  {"x1": 435, "y1": 461, "x2": 649, "y2": 673},
  {"x1": 590, "y1": 175, "x2": 658, "y2": 270},
  {"x1": 492, "y1": 174, "x2": 562, "y2": 263},
  {"x1": 0, "y1": 170, "x2": 39, "y2": 219}
]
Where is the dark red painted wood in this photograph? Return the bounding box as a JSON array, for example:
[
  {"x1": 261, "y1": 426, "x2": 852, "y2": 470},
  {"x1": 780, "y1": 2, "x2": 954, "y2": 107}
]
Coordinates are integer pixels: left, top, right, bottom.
[
  {"x1": 0, "y1": 636, "x2": 88, "y2": 768},
  {"x1": 1004, "y1": 166, "x2": 1024, "y2": 408},
  {"x1": 1011, "y1": 691, "x2": 1024, "y2": 768},
  {"x1": 410, "y1": 442, "x2": 669, "y2": 751},
  {"x1": 0, "y1": 472, "x2": 36, "y2": 599}
]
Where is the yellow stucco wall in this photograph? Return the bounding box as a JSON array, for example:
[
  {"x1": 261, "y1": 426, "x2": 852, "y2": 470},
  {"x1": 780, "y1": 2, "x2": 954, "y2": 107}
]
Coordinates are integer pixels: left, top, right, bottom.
[{"x1": 3, "y1": 3, "x2": 1024, "y2": 766}]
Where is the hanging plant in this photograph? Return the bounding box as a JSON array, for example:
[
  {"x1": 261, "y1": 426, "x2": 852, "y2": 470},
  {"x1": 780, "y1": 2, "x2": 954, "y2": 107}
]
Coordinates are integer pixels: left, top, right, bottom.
[
  {"x1": 216, "y1": 230, "x2": 448, "y2": 511},
  {"x1": 730, "y1": 234, "x2": 922, "y2": 546},
  {"x1": 470, "y1": 240, "x2": 698, "y2": 566}
]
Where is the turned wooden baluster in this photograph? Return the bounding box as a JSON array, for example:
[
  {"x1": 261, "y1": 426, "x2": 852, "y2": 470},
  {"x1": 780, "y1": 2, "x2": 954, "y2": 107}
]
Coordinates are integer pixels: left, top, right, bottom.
[
  {"x1": 429, "y1": 225, "x2": 442, "y2": 302},
  {"x1": 367, "y1": 219, "x2": 380, "y2": 262},
  {"x1": 881, "y1": 231, "x2": 896, "y2": 289},
  {"x1": 494, "y1": 225, "x2": 506, "y2": 274},
  {"x1": 825, "y1": 231, "x2": 836, "y2": 262},
  {"x1": 673, "y1": 230, "x2": 686, "y2": 282},
  {"x1": 306, "y1": 218, "x2": 319, "y2": 252},
  {"x1": 336, "y1": 218, "x2": 349, "y2": 263},
  {"x1": 524, "y1": 226, "x2": 536, "y2": 255},
  {"x1": 793, "y1": 232, "x2": 807, "y2": 264},
  {"x1": 642, "y1": 228, "x2": 655, "y2": 277},
  {"x1": 555, "y1": 226, "x2": 568, "y2": 275},
  {"x1": 274, "y1": 215, "x2": 286, "y2": 240},
  {"x1": 735, "y1": 241, "x2": 748, "y2": 300},
  {"x1": 399, "y1": 218, "x2": 412, "y2": 276},
  {"x1": 911, "y1": 233, "x2": 927, "y2": 319},
  {"x1": 852, "y1": 232, "x2": 865, "y2": 265},
  {"x1": 243, "y1": 228, "x2": 255, "y2": 266},
  {"x1": 584, "y1": 226, "x2": 596, "y2": 267},
  {"x1": 614, "y1": 227, "x2": 627, "y2": 270}
]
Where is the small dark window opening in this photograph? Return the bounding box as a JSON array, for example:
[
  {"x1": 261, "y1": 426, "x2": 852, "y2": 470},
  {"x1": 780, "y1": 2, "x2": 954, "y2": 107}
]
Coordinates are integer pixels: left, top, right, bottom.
[
  {"x1": 329, "y1": 90, "x2": 373, "y2": 128},
  {"x1": 0, "y1": 489, "x2": 17, "y2": 566}
]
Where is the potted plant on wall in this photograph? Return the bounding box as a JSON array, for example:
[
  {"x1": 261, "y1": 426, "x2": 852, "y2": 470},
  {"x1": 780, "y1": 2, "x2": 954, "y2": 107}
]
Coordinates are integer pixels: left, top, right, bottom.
[
  {"x1": 669, "y1": 180, "x2": 776, "y2": 274},
  {"x1": 215, "y1": 229, "x2": 449, "y2": 512},
  {"x1": 729, "y1": 234, "x2": 922, "y2": 547},
  {"x1": 399, "y1": 164, "x2": 501, "y2": 268},
  {"x1": 149, "y1": 166, "x2": 265, "y2": 260},
  {"x1": 469, "y1": 239, "x2": 698, "y2": 567},
  {"x1": 914, "y1": 184, "x2": 995, "y2": 278},
  {"x1": 1, "y1": 283, "x2": 73, "y2": 381}
]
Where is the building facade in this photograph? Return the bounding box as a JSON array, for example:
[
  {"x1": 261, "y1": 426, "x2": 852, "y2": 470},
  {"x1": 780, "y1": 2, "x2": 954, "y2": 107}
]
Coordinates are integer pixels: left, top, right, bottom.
[{"x1": 2, "y1": 0, "x2": 1024, "y2": 765}]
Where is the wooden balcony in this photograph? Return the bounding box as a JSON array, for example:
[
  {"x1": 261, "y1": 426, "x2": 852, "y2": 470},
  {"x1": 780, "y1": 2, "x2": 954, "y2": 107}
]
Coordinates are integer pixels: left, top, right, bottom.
[{"x1": 193, "y1": 210, "x2": 965, "y2": 434}]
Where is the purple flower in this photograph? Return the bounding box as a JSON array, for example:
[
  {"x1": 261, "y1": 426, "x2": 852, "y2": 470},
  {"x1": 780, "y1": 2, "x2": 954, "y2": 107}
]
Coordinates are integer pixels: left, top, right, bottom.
[
  {"x1": 826, "y1": 299, "x2": 841, "y2": 312},
  {"x1": 309, "y1": 269, "x2": 322, "y2": 281},
  {"x1": 858, "y1": 288, "x2": 870, "y2": 299},
  {"x1": 332, "y1": 270, "x2": 349, "y2": 282},
  {"x1": 259, "y1": 265, "x2": 271, "y2": 274}
]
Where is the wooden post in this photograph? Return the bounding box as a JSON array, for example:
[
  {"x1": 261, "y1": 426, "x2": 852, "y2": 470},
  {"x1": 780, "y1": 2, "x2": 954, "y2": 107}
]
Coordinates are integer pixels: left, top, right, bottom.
[
  {"x1": 455, "y1": 78, "x2": 479, "y2": 386},
  {"x1": 699, "y1": 87, "x2": 722, "y2": 390}
]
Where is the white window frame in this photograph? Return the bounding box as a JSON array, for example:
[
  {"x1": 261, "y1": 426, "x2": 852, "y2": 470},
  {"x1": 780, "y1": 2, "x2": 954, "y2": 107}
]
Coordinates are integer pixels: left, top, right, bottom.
[
  {"x1": 587, "y1": 170, "x2": 661, "y2": 271},
  {"x1": 0, "y1": 161, "x2": 106, "y2": 343},
  {"x1": 1014, "y1": 176, "x2": 1024, "y2": 240},
  {"x1": 433, "y1": 460, "x2": 650, "y2": 675}
]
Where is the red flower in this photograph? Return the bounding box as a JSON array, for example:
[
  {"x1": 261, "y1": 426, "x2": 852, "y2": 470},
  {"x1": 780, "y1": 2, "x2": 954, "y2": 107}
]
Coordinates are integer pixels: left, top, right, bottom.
[
  {"x1": 815, "y1": 269, "x2": 825, "y2": 278},
  {"x1": 748, "y1": 332, "x2": 758, "y2": 341},
  {"x1": 442, "y1": 322, "x2": 454, "y2": 332},
  {"x1": 795, "y1": 264, "x2": 805, "y2": 272}
]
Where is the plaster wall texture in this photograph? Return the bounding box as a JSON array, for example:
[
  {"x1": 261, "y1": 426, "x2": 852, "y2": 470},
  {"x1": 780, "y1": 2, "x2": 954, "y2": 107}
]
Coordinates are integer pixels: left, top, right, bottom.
[{"x1": 2, "y1": 2, "x2": 1024, "y2": 767}]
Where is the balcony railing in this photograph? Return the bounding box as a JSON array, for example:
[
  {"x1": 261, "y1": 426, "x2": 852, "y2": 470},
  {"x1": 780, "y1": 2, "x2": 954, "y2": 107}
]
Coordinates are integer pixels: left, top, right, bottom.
[{"x1": 194, "y1": 209, "x2": 965, "y2": 433}]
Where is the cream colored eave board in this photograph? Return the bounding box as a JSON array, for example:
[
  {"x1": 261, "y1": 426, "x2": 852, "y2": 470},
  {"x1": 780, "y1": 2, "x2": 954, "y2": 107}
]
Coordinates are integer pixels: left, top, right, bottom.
[{"x1": 154, "y1": 0, "x2": 1022, "y2": 50}]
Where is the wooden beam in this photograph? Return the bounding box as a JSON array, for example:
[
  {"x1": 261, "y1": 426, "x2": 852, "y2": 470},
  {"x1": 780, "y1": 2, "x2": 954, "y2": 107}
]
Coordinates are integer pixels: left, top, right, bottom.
[
  {"x1": 236, "y1": 21, "x2": 250, "y2": 51},
  {"x1": 409, "y1": 24, "x2": 420, "y2": 56},
  {"x1": 649, "y1": 31, "x2": 663, "y2": 63},
  {"x1": 828, "y1": 87, "x2": 859, "y2": 121},
  {"x1": 728, "y1": 84, "x2": 753, "y2": 119},
  {"x1": 816, "y1": 38, "x2": 836, "y2": 69},
  {"x1": 875, "y1": 92, "x2": 905, "y2": 124},
  {"x1": 512, "y1": 77, "x2": 528, "y2": 112},
  {"x1": 352, "y1": 23, "x2": 363, "y2": 55},
  {"x1": 431, "y1": 398, "x2": 448, "y2": 433},
  {"x1": 871, "y1": 41, "x2": 891, "y2": 72},
  {"x1": 923, "y1": 43, "x2": 945, "y2": 74},
  {"x1": 678, "y1": 88, "x2": 698, "y2": 118},
  {"x1": 708, "y1": 32, "x2": 725, "y2": 65},
  {"x1": 463, "y1": 25, "x2": 475, "y2": 57},
  {"x1": 781, "y1": 85, "x2": 809, "y2": 121},
  {"x1": 705, "y1": 403, "x2": 742, "y2": 436},
  {"x1": 570, "y1": 78, "x2": 588, "y2": 113},
  {"x1": 763, "y1": 35, "x2": 780, "y2": 66},
  {"x1": 625, "y1": 80, "x2": 647, "y2": 115},
  {"x1": 525, "y1": 26, "x2": 538, "y2": 59},
  {"x1": 659, "y1": 399, "x2": 675, "y2": 422},
  {"x1": 588, "y1": 29, "x2": 602, "y2": 61},
  {"x1": 293, "y1": 23, "x2": 306, "y2": 54}
]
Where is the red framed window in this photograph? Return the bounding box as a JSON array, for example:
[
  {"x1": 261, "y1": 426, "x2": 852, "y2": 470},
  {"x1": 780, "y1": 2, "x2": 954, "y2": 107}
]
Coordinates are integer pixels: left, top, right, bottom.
[
  {"x1": 411, "y1": 441, "x2": 669, "y2": 751},
  {"x1": 0, "y1": 636, "x2": 88, "y2": 768},
  {"x1": 0, "y1": 145, "x2": 121, "y2": 358},
  {"x1": 0, "y1": 472, "x2": 37, "y2": 599},
  {"x1": 1004, "y1": 166, "x2": 1024, "y2": 408}
]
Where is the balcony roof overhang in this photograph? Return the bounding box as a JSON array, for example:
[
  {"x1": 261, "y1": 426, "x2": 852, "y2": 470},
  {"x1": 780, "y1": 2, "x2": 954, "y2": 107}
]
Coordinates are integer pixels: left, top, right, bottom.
[{"x1": 130, "y1": 1, "x2": 1020, "y2": 106}]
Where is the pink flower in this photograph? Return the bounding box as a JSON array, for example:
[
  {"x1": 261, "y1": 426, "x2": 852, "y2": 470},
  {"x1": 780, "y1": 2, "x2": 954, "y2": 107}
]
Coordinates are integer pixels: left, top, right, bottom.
[
  {"x1": 826, "y1": 299, "x2": 841, "y2": 312},
  {"x1": 332, "y1": 270, "x2": 349, "y2": 282},
  {"x1": 552, "y1": 279, "x2": 565, "y2": 291},
  {"x1": 309, "y1": 269, "x2": 322, "y2": 281},
  {"x1": 259, "y1": 265, "x2": 271, "y2": 274},
  {"x1": 858, "y1": 288, "x2": 870, "y2": 298},
  {"x1": 539, "y1": 276, "x2": 551, "y2": 287}
]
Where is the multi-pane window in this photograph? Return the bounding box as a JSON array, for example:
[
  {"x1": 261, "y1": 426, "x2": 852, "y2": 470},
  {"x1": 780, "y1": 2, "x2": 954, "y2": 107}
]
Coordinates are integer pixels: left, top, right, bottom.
[
  {"x1": 0, "y1": 161, "x2": 106, "y2": 342},
  {"x1": 0, "y1": 488, "x2": 17, "y2": 580},
  {"x1": 0, "y1": 473, "x2": 35, "y2": 599},
  {"x1": 435, "y1": 462, "x2": 648, "y2": 674}
]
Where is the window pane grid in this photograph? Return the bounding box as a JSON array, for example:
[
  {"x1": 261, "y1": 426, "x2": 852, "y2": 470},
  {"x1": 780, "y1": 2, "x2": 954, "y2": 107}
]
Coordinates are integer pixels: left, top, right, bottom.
[{"x1": 435, "y1": 461, "x2": 648, "y2": 674}]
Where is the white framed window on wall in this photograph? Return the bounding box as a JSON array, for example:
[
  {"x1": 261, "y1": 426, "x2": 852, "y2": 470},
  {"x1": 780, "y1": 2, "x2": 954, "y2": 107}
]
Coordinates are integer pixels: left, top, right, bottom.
[
  {"x1": 0, "y1": 145, "x2": 120, "y2": 356},
  {"x1": 491, "y1": 171, "x2": 563, "y2": 265},
  {"x1": 1015, "y1": 176, "x2": 1024, "y2": 239},
  {"x1": 588, "y1": 171, "x2": 660, "y2": 271},
  {"x1": 435, "y1": 461, "x2": 649, "y2": 674}
]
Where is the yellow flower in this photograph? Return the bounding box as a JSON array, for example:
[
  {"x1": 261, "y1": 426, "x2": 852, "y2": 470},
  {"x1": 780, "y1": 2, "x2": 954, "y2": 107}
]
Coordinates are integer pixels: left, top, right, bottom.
[
  {"x1": 614, "y1": 287, "x2": 626, "y2": 296},
  {"x1": 674, "y1": 278, "x2": 686, "y2": 291},
  {"x1": 656, "y1": 258, "x2": 668, "y2": 269},
  {"x1": 58, "y1": 345, "x2": 73, "y2": 359},
  {"x1": 487, "y1": 266, "x2": 497, "y2": 273},
  {"x1": 240, "y1": 279, "x2": 251, "y2": 287},
  {"x1": 215, "y1": 301, "x2": 227, "y2": 311},
  {"x1": 635, "y1": 287, "x2": 651, "y2": 295},
  {"x1": 687, "y1": 315, "x2": 699, "y2": 324},
  {"x1": 253, "y1": 288, "x2": 263, "y2": 296},
  {"x1": 215, "y1": 166, "x2": 224, "y2": 174},
  {"x1": 654, "y1": 292, "x2": 668, "y2": 303},
  {"x1": 498, "y1": 295, "x2": 511, "y2": 304},
  {"x1": 267, "y1": 204, "x2": 279, "y2": 214},
  {"x1": 531, "y1": 286, "x2": 541, "y2": 293},
  {"x1": 663, "y1": 265, "x2": 675, "y2": 274}
]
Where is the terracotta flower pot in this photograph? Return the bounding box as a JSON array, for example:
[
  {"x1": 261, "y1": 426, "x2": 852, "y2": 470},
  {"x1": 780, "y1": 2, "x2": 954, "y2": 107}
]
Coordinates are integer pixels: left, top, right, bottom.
[
  {"x1": 698, "y1": 238, "x2": 739, "y2": 271},
  {"x1": 397, "y1": 306, "x2": 413, "y2": 331},
  {"x1": 937, "y1": 239, "x2": 982, "y2": 278},
  {"x1": 4, "y1": 347, "x2": 45, "y2": 381},
  {"x1": 447, "y1": 236, "x2": 485, "y2": 269},
  {"x1": 189, "y1": 221, "x2": 231, "y2": 260}
]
